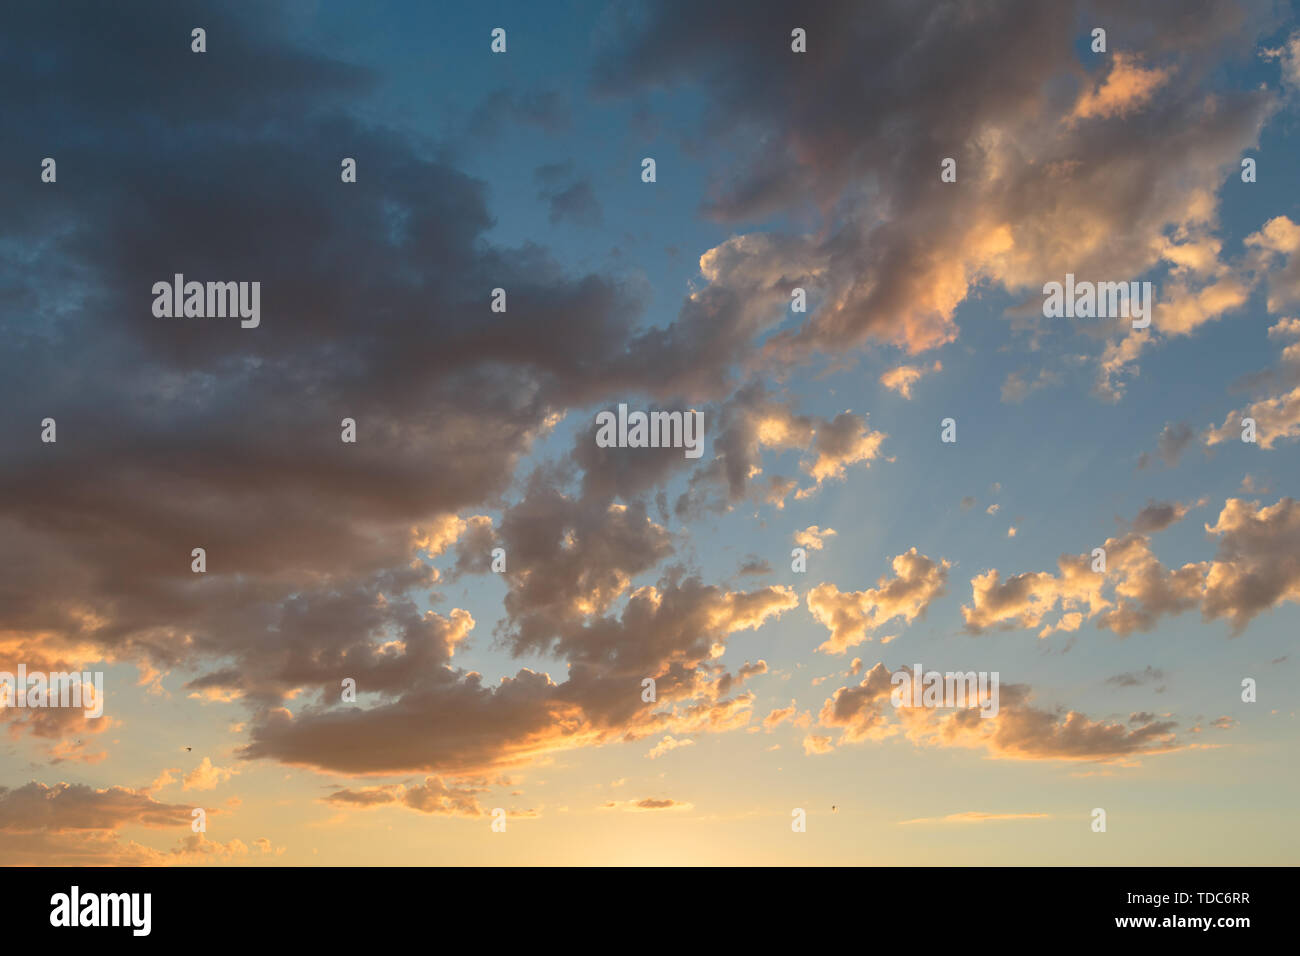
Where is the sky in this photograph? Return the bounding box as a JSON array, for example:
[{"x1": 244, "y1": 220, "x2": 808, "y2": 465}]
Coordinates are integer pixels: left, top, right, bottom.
[{"x1": 1, "y1": 0, "x2": 1299, "y2": 866}]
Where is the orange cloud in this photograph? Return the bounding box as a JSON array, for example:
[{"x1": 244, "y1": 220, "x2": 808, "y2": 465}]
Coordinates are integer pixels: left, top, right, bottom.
[
  {"x1": 1071, "y1": 54, "x2": 1174, "y2": 121},
  {"x1": 807, "y1": 549, "x2": 950, "y2": 652},
  {"x1": 818, "y1": 664, "x2": 1181, "y2": 764},
  {"x1": 880, "y1": 361, "x2": 942, "y2": 399},
  {"x1": 600, "y1": 798, "x2": 692, "y2": 812}
]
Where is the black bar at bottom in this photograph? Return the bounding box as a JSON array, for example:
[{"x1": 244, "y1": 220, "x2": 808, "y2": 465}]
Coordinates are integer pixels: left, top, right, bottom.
[{"x1": 2, "y1": 865, "x2": 1283, "y2": 939}]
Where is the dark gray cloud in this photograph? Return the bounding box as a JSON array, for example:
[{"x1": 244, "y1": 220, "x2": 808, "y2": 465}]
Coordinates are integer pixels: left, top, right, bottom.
[
  {"x1": 535, "y1": 162, "x2": 603, "y2": 227},
  {"x1": 467, "y1": 88, "x2": 573, "y2": 139},
  {"x1": 1, "y1": 1, "x2": 787, "y2": 777},
  {"x1": 0, "y1": 1, "x2": 661, "y2": 678},
  {"x1": 1139, "y1": 422, "x2": 1196, "y2": 469},
  {"x1": 592, "y1": 0, "x2": 1280, "y2": 384},
  {"x1": 1106, "y1": 666, "x2": 1166, "y2": 688},
  {"x1": 1129, "y1": 499, "x2": 1191, "y2": 534}
]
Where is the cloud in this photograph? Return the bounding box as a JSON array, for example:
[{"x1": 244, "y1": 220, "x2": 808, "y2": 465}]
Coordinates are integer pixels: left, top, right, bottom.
[
  {"x1": 1270, "y1": 316, "x2": 1300, "y2": 339},
  {"x1": 182, "y1": 757, "x2": 238, "y2": 791},
  {"x1": 818, "y1": 663, "x2": 1181, "y2": 763},
  {"x1": 1245, "y1": 216, "x2": 1300, "y2": 313},
  {"x1": 736, "y1": 555, "x2": 773, "y2": 577},
  {"x1": 0, "y1": 683, "x2": 117, "y2": 765},
  {"x1": 685, "y1": 385, "x2": 885, "y2": 510},
  {"x1": 1001, "y1": 368, "x2": 1061, "y2": 404},
  {"x1": 1205, "y1": 307, "x2": 1300, "y2": 449},
  {"x1": 0, "y1": 781, "x2": 195, "y2": 831},
  {"x1": 323, "y1": 785, "x2": 403, "y2": 808},
  {"x1": 807, "y1": 549, "x2": 950, "y2": 653},
  {"x1": 1106, "y1": 666, "x2": 1165, "y2": 688},
  {"x1": 646, "y1": 735, "x2": 694, "y2": 759},
  {"x1": 6, "y1": 1, "x2": 852, "y2": 789},
  {"x1": 962, "y1": 497, "x2": 1300, "y2": 638},
  {"x1": 253, "y1": 837, "x2": 285, "y2": 855},
  {"x1": 1129, "y1": 499, "x2": 1197, "y2": 534},
  {"x1": 794, "y1": 526, "x2": 837, "y2": 551},
  {"x1": 593, "y1": 0, "x2": 1278, "y2": 391},
  {"x1": 1205, "y1": 386, "x2": 1300, "y2": 449},
  {"x1": 1139, "y1": 422, "x2": 1196, "y2": 469},
  {"x1": 714, "y1": 660, "x2": 768, "y2": 698},
  {"x1": 2, "y1": 0, "x2": 1293, "y2": 847},
  {"x1": 1201, "y1": 497, "x2": 1300, "y2": 632},
  {"x1": 801, "y1": 411, "x2": 888, "y2": 488},
  {"x1": 898, "y1": 811, "x2": 1051, "y2": 825},
  {"x1": 880, "y1": 361, "x2": 941, "y2": 399},
  {"x1": 467, "y1": 88, "x2": 572, "y2": 138},
  {"x1": 763, "y1": 701, "x2": 798, "y2": 730},
  {"x1": 0, "y1": 829, "x2": 251, "y2": 866},
  {"x1": 0, "y1": 1, "x2": 721, "y2": 791},
  {"x1": 241, "y1": 579, "x2": 797, "y2": 775},
  {"x1": 802, "y1": 734, "x2": 834, "y2": 755},
  {"x1": 1070, "y1": 53, "x2": 1174, "y2": 121},
  {"x1": 324, "y1": 777, "x2": 486, "y2": 816},
  {"x1": 535, "y1": 162, "x2": 603, "y2": 227},
  {"x1": 600, "y1": 798, "x2": 691, "y2": 812},
  {"x1": 0, "y1": 779, "x2": 260, "y2": 865}
]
